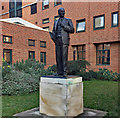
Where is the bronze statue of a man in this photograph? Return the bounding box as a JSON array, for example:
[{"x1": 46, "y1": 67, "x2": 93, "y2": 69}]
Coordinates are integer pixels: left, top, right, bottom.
[{"x1": 50, "y1": 8, "x2": 74, "y2": 77}]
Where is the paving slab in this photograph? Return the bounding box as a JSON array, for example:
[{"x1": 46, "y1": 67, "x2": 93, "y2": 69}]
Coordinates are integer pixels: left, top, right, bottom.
[{"x1": 13, "y1": 107, "x2": 107, "y2": 118}]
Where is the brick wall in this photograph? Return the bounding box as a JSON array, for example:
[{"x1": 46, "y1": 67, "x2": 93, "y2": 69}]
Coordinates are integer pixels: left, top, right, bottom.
[{"x1": 1, "y1": 21, "x2": 55, "y2": 68}]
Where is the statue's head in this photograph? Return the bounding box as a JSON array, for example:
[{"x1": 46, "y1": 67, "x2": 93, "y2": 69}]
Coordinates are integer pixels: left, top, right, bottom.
[{"x1": 58, "y1": 8, "x2": 65, "y2": 18}]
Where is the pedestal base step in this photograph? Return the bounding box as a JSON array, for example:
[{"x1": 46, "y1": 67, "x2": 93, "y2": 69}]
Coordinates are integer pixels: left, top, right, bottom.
[{"x1": 13, "y1": 107, "x2": 107, "y2": 118}]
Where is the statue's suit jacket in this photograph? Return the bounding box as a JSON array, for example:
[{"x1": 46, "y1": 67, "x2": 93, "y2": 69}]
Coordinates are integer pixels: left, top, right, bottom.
[{"x1": 52, "y1": 17, "x2": 74, "y2": 45}]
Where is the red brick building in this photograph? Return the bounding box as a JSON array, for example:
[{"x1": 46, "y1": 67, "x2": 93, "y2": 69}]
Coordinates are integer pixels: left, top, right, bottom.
[
  {"x1": 0, "y1": 1, "x2": 120, "y2": 73},
  {"x1": 0, "y1": 18, "x2": 55, "y2": 67}
]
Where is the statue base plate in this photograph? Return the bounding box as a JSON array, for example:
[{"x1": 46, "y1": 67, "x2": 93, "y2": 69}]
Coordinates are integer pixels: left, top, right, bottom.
[{"x1": 40, "y1": 76, "x2": 83, "y2": 116}]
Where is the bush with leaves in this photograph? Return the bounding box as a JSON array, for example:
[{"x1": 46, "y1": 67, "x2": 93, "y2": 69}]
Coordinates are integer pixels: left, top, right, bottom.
[
  {"x1": 50, "y1": 64, "x2": 57, "y2": 73},
  {"x1": 2, "y1": 60, "x2": 12, "y2": 78},
  {"x1": 2, "y1": 59, "x2": 54, "y2": 95},
  {"x1": 2, "y1": 70, "x2": 39, "y2": 95},
  {"x1": 50, "y1": 60, "x2": 90, "y2": 75},
  {"x1": 13, "y1": 59, "x2": 54, "y2": 76},
  {"x1": 67, "y1": 60, "x2": 90, "y2": 75},
  {"x1": 97, "y1": 68, "x2": 120, "y2": 81},
  {"x1": 50, "y1": 60, "x2": 120, "y2": 81},
  {"x1": 79, "y1": 68, "x2": 120, "y2": 81}
]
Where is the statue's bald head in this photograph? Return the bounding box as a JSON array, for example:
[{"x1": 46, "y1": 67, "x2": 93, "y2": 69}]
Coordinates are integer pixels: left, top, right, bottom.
[{"x1": 58, "y1": 8, "x2": 65, "y2": 18}]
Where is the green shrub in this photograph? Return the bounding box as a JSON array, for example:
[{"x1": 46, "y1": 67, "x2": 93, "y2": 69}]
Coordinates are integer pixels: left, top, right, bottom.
[
  {"x1": 79, "y1": 68, "x2": 120, "y2": 81},
  {"x1": 2, "y1": 60, "x2": 12, "y2": 78},
  {"x1": 13, "y1": 59, "x2": 43, "y2": 73},
  {"x1": 98, "y1": 68, "x2": 119, "y2": 81},
  {"x1": 2, "y1": 59, "x2": 54, "y2": 95},
  {"x1": 78, "y1": 71, "x2": 91, "y2": 81},
  {"x1": 45, "y1": 66, "x2": 54, "y2": 75},
  {"x1": 50, "y1": 64, "x2": 57, "y2": 73},
  {"x1": 13, "y1": 59, "x2": 50, "y2": 77},
  {"x1": 2, "y1": 70, "x2": 39, "y2": 95},
  {"x1": 50, "y1": 60, "x2": 90, "y2": 75},
  {"x1": 67, "y1": 60, "x2": 90, "y2": 75}
]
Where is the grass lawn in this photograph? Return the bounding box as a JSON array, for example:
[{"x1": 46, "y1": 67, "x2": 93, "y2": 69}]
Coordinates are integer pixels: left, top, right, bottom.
[
  {"x1": 83, "y1": 80, "x2": 118, "y2": 117},
  {"x1": 2, "y1": 80, "x2": 118, "y2": 117}
]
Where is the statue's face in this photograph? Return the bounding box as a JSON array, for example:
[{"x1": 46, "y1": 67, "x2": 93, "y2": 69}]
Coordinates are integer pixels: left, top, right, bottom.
[{"x1": 58, "y1": 8, "x2": 65, "y2": 18}]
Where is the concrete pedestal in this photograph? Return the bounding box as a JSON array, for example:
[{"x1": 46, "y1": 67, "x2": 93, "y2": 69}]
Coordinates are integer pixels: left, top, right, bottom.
[{"x1": 40, "y1": 76, "x2": 83, "y2": 117}]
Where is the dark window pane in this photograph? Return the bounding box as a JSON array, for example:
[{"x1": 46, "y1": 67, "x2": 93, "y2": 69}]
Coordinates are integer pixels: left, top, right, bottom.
[
  {"x1": 96, "y1": 44, "x2": 103, "y2": 50},
  {"x1": 3, "y1": 49, "x2": 12, "y2": 64},
  {"x1": 55, "y1": 0, "x2": 62, "y2": 6},
  {"x1": 42, "y1": 18, "x2": 49, "y2": 24},
  {"x1": 31, "y1": 3, "x2": 37, "y2": 14},
  {"x1": 2, "y1": 6, "x2": 4, "y2": 10},
  {"x1": 16, "y1": 1, "x2": 22, "y2": 7},
  {"x1": 9, "y1": 1, "x2": 15, "y2": 9},
  {"x1": 17, "y1": 9, "x2": 22, "y2": 17},
  {"x1": 99, "y1": 56, "x2": 101, "y2": 64},
  {"x1": 42, "y1": 26, "x2": 49, "y2": 31},
  {"x1": 96, "y1": 57, "x2": 99, "y2": 64},
  {"x1": 40, "y1": 41, "x2": 46, "y2": 48},
  {"x1": 83, "y1": 51, "x2": 85, "y2": 59},
  {"x1": 78, "y1": 46, "x2": 82, "y2": 52},
  {"x1": 3, "y1": 35, "x2": 12, "y2": 43},
  {"x1": 10, "y1": 10, "x2": 15, "y2": 18},
  {"x1": 40, "y1": 52, "x2": 46, "y2": 65},
  {"x1": 96, "y1": 44, "x2": 110, "y2": 65},
  {"x1": 28, "y1": 39, "x2": 35, "y2": 46},
  {"x1": 29, "y1": 51, "x2": 35, "y2": 60},
  {"x1": 73, "y1": 45, "x2": 85, "y2": 60},
  {"x1": 9, "y1": 0, "x2": 22, "y2": 18},
  {"x1": 78, "y1": 52, "x2": 82, "y2": 60},
  {"x1": 73, "y1": 50, "x2": 76, "y2": 60}
]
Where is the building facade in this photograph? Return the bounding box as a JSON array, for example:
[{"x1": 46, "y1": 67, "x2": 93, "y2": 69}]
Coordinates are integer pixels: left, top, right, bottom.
[
  {"x1": 1, "y1": 1, "x2": 120, "y2": 73},
  {"x1": 1, "y1": 19, "x2": 55, "y2": 67}
]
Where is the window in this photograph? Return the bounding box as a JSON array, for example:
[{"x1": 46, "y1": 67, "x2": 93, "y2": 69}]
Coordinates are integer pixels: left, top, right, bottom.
[
  {"x1": 3, "y1": 35, "x2": 12, "y2": 43},
  {"x1": 28, "y1": 39, "x2": 35, "y2": 46},
  {"x1": 73, "y1": 50, "x2": 76, "y2": 61},
  {"x1": 40, "y1": 52, "x2": 46, "y2": 65},
  {"x1": 96, "y1": 44, "x2": 110, "y2": 65},
  {"x1": 9, "y1": 0, "x2": 22, "y2": 18},
  {"x1": 42, "y1": 0, "x2": 49, "y2": 10},
  {"x1": 40, "y1": 41, "x2": 46, "y2": 48},
  {"x1": 93, "y1": 15, "x2": 105, "y2": 30},
  {"x1": 2, "y1": 6, "x2": 4, "y2": 10},
  {"x1": 42, "y1": 26, "x2": 49, "y2": 31},
  {"x1": 54, "y1": 15, "x2": 59, "y2": 21},
  {"x1": 112, "y1": 12, "x2": 119, "y2": 27},
  {"x1": 54, "y1": 0, "x2": 62, "y2": 6},
  {"x1": 42, "y1": 18, "x2": 49, "y2": 24},
  {"x1": 31, "y1": 3, "x2": 37, "y2": 15},
  {"x1": 29, "y1": 51, "x2": 35, "y2": 60},
  {"x1": 73, "y1": 45, "x2": 85, "y2": 60},
  {"x1": 3, "y1": 49, "x2": 12, "y2": 64},
  {"x1": 76, "y1": 19, "x2": 86, "y2": 33}
]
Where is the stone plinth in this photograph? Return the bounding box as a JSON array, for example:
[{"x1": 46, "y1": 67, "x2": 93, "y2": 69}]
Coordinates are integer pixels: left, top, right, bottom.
[{"x1": 40, "y1": 76, "x2": 83, "y2": 117}]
